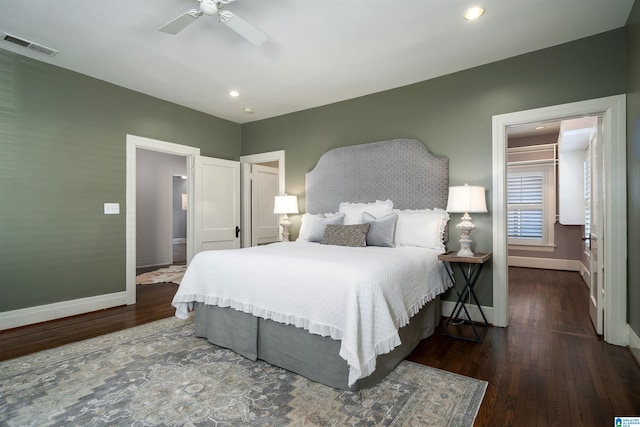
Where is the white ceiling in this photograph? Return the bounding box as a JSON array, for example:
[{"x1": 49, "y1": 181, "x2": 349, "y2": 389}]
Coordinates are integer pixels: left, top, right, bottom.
[{"x1": 0, "y1": 0, "x2": 634, "y2": 124}]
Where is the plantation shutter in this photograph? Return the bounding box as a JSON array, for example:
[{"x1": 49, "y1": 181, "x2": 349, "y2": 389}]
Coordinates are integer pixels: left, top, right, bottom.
[{"x1": 507, "y1": 172, "x2": 544, "y2": 242}]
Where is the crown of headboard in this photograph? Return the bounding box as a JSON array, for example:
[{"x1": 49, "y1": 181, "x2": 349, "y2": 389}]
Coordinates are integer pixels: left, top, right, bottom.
[{"x1": 305, "y1": 138, "x2": 449, "y2": 214}]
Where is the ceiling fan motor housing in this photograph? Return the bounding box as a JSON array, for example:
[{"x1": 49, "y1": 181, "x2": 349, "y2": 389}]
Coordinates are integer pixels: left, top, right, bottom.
[{"x1": 200, "y1": 0, "x2": 219, "y2": 15}]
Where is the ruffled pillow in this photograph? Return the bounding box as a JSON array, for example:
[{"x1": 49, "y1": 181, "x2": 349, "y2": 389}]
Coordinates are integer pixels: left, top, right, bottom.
[{"x1": 394, "y1": 208, "x2": 450, "y2": 252}]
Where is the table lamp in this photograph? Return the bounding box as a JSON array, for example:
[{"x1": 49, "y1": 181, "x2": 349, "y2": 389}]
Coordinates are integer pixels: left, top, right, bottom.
[
  {"x1": 446, "y1": 184, "x2": 487, "y2": 257},
  {"x1": 273, "y1": 194, "x2": 299, "y2": 241}
]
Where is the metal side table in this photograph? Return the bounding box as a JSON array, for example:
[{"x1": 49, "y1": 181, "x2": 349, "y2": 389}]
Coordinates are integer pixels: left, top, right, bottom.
[{"x1": 438, "y1": 251, "x2": 491, "y2": 343}]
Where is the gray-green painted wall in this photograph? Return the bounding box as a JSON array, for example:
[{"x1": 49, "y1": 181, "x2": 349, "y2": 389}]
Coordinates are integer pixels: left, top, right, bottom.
[
  {"x1": 241, "y1": 29, "x2": 627, "y2": 306},
  {"x1": 626, "y1": 1, "x2": 640, "y2": 338},
  {"x1": 1, "y1": 24, "x2": 634, "y2": 323},
  {"x1": 0, "y1": 49, "x2": 241, "y2": 312}
]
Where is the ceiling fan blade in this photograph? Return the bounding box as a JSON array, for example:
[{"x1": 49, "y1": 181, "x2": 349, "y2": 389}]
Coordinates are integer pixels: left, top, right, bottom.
[
  {"x1": 159, "y1": 10, "x2": 201, "y2": 34},
  {"x1": 222, "y1": 12, "x2": 268, "y2": 46}
]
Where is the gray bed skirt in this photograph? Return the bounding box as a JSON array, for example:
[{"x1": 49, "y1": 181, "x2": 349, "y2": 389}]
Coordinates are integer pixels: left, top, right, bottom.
[{"x1": 193, "y1": 297, "x2": 441, "y2": 390}]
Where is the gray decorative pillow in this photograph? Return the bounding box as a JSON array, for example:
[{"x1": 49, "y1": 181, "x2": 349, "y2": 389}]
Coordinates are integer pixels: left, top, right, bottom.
[
  {"x1": 308, "y1": 214, "x2": 345, "y2": 242},
  {"x1": 362, "y1": 212, "x2": 398, "y2": 247},
  {"x1": 321, "y1": 224, "x2": 370, "y2": 247}
]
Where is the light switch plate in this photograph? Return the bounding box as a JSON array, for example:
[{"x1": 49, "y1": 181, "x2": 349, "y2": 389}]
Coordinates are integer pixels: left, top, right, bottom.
[{"x1": 104, "y1": 203, "x2": 120, "y2": 215}]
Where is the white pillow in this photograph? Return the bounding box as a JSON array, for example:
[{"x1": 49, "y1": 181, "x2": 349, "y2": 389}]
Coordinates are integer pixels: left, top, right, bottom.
[
  {"x1": 394, "y1": 208, "x2": 450, "y2": 252},
  {"x1": 297, "y1": 212, "x2": 343, "y2": 241},
  {"x1": 338, "y1": 199, "x2": 393, "y2": 225}
]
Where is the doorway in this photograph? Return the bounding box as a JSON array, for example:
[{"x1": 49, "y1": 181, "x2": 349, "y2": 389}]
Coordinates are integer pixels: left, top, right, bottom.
[
  {"x1": 492, "y1": 95, "x2": 627, "y2": 346},
  {"x1": 250, "y1": 163, "x2": 280, "y2": 246},
  {"x1": 125, "y1": 135, "x2": 199, "y2": 305},
  {"x1": 506, "y1": 115, "x2": 602, "y2": 334},
  {"x1": 135, "y1": 149, "x2": 188, "y2": 270},
  {"x1": 240, "y1": 151, "x2": 286, "y2": 247}
]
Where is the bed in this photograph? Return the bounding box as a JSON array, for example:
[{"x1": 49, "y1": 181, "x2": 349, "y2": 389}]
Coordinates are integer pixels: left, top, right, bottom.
[{"x1": 172, "y1": 138, "x2": 452, "y2": 390}]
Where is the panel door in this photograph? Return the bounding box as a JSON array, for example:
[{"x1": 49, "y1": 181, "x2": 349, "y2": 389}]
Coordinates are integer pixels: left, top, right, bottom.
[
  {"x1": 588, "y1": 119, "x2": 605, "y2": 335},
  {"x1": 251, "y1": 164, "x2": 279, "y2": 246},
  {"x1": 193, "y1": 156, "x2": 241, "y2": 257}
]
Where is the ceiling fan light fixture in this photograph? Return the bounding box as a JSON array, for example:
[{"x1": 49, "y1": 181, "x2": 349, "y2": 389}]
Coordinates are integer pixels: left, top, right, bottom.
[
  {"x1": 464, "y1": 6, "x2": 485, "y2": 20},
  {"x1": 200, "y1": 0, "x2": 219, "y2": 16},
  {"x1": 159, "y1": 0, "x2": 268, "y2": 46}
]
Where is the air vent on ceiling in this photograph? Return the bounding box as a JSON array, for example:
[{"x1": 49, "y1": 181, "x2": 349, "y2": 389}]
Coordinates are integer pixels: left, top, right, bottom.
[{"x1": 3, "y1": 33, "x2": 58, "y2": 57}]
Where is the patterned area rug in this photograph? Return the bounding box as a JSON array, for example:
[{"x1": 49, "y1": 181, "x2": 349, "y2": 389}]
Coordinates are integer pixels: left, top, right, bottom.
[
  {"x1": 0, "y1": 316, "x2": 487, "y2": 426},
  {"x1": 136, "y1": 265, "x2": 186, "y2": 285}
]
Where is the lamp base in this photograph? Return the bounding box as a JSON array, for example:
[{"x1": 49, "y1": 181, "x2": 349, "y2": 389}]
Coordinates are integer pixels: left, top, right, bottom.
[
  {"x1": 456, "y1": 212, "x2": 476, "y2": 257},
  {"x1": 280, "y1": 215, "x2": 292, "y2": 242},
  {"x1": 456, "y1": 246, "x2": 475, "y2": 257}
]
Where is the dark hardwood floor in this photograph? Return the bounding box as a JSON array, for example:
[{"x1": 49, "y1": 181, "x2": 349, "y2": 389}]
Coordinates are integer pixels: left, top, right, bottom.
[
  {"x1": 1, "y1": 268, "x2": 639, "y2": 425},
  {"x1": 0, "y1": 283, "x2": 179, "y2": 361},
  {"x1": 408, "y1": 267, "x2": 640, "y2": 426}
]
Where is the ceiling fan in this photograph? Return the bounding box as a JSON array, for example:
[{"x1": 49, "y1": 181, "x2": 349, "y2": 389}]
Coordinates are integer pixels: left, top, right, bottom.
[{"x1": 159, "y1": 0, "x2": 268, "y2": 47}]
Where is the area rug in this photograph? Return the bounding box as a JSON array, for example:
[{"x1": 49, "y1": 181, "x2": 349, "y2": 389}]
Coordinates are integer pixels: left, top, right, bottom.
[
  {"x1": 136, "y1": 265, "x2": 186, "y2": 285},
  {"x1": 0, "y1": 316, "x2": 487, "y2": 427}
]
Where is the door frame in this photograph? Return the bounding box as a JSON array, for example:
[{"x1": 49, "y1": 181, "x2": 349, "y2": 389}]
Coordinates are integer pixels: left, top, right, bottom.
[
  {"x1": 491, "y1": 95, "x2": 627, "y2": 346},
  {"x1": 125, "y1": 134, "x2": 200, "y2": 305},
  {"x1": 239, "y1": 150, "x2": 285, "y2": 248}
]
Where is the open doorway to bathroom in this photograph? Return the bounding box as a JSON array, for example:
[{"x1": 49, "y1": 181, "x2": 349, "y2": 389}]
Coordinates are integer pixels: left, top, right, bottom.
[{"x1": 134, "y1": 148, "x2": 188, "y2": 290}]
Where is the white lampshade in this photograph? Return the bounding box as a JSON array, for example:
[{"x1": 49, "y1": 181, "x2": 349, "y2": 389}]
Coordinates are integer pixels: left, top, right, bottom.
[
  {"x1": 446, "y1": 184, "x2": 487, "y2": 214},
  {"x1": 273, "y1": 195, "x2": 299, "y2": 215}
]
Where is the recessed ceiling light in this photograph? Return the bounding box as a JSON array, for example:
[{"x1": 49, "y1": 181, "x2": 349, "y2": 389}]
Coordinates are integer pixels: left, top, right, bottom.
[
  {"x1": 229, "y1": 90, "x2": 240, "y2": 98},
  {"x1": 464, "y1": 6, "x2": 485, "y2": 20},
  {"x1": 535, "y1": 126, "x2": 545, "y2": 130},
  {"x1": 243, "y1": 107, "x2": 254, "y2": 114}
]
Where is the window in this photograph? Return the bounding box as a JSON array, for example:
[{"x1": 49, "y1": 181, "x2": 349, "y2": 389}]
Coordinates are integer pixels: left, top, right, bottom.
[{"x1": 507, "y1": 164, "x2": 555, "y2": 247}]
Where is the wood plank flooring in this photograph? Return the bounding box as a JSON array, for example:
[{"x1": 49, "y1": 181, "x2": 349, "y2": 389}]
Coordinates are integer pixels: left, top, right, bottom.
[
  {"x1": 407, "y1": 267, "x2": 640, "y2": 426},
  {"x1": 1, "y1": 268, "x2": 639, "y2": 426},
  {"x1": 0, "y1": 283, "x2": 179, "y2": 361}
]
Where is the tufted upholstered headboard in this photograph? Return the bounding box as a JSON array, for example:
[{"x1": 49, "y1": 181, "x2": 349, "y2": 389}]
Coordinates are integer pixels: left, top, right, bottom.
[{"x1": 305, "y1": 138, "x2": 449, "y2": 214}]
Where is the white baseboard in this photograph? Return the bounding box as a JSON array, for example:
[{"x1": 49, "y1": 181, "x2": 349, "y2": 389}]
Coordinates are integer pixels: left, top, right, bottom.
[
  {"x1": 578, "y1": 262, "x2": 590, "y2": 286},
  {"x1": 629, "y1": 324, "x2": 640, "y2": 366},
  {"x1": 508, "y1": 256, "x2": 580, "y2": 271},
  {"x1": 0, "y1": 292, "x2": 128, "y2": 331},
  {"x1": 441, "y1": 300, "x2": 494, "y2": 325},
  {"x1": 137, "y1": 256, "x2": 173, "y2": 269}
]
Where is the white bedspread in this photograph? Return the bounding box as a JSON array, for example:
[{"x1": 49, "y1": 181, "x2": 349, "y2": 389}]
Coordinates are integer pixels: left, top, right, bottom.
[{"x1": 172, "y1": 242, "x2": 452, "y2": 386}]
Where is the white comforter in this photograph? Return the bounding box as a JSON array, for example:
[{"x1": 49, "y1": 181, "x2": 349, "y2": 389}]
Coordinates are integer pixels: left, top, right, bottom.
[{"x1": 172, "y1": 241, "x2": 452, "y2": 386}]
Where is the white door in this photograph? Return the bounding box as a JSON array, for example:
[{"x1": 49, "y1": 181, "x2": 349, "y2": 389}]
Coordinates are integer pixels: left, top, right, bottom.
[
  {"x1": 193, "y1": 156, "x2": 241, "y2": 257},
  {"x1": 587, "y1": 119, "x2": 605, "y2": 335},
  {"x1": 251, "y1": 164, "x2": 279, "y2": 246}
]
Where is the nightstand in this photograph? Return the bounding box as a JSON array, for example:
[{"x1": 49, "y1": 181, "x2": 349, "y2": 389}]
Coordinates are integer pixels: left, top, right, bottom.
[{"x1": 438, "y1": 251, "x2": 492, "y2": 343}]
